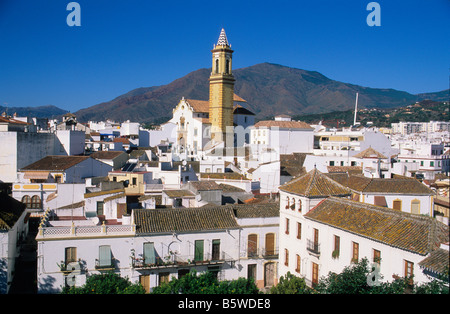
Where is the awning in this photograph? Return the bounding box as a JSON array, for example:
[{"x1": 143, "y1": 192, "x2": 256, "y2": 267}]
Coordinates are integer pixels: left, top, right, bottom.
[{"x1": 23, "y1": 171, "x2": 50, "y2": 180}]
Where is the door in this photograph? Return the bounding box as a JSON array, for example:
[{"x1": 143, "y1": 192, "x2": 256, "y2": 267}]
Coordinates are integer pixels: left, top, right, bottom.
[
  {"x1": 312, "y1": 262, "x2": 319, "y2": 287},
  {"x1": 212, "y1": 239, "x2": 220, "y2": 261},
  {"x1": 265, "y1": 233, "x2": 275, "y2": 256},
  {"x1": 139, "y1": 275, "x2": 150, "y2": 293},
  {"x1": 264, "y1": 262, "x2": 275, "y2": 287}
]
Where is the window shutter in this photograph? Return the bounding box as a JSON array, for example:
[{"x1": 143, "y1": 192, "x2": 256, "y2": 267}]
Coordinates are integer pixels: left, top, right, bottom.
[
  {"x1": 99, "y1": 245, "x2": 111, "y2": 266},
  {"x1": 144, "y1": 242, "x2": 155, "y2": 265}
]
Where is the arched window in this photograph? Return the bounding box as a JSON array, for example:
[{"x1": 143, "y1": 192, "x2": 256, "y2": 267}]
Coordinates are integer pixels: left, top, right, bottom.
[
  {"x1": 215, "y1": 59, "x2": 219, "y2": 73},
  {"x1": 22, "y1": 195, "x2": 31, "y2": 209},
  {"x1": 31, "y1": 195, "x2": 41, "y2": 209},
  {"x1": 298, "y1": 199, "x2": 302, "y2": 213},
  {"x1": 285, "y1": 196, "x2": 290, "y2": 209},
  {"x1": 225, "y1": 59, "x2": 230, "y2": 74}
]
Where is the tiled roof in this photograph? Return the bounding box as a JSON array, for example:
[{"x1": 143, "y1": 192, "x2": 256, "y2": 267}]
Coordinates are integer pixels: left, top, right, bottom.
[
  {"x1": 419, "y1": 248, "x2": 450, "y2": 275},
  {"x1": 232, "y1": 203, "x2": 279, "y2": 218},
  {"x1": 254, "y1": 120, "x2": 313, "y2": 130},
  {"x1": 21, "y1": 156, "x2": 90, "y2": 171},
  {"x1": 353, "y1": 147, "x2": 387, "y2": 159},
  {"x1": 163, "y1": 190, "x2": 195, "y2": 198},
  {"x1": 0, "y1": 193, "x2": 26, "y2": 231},
  {"x1": 346, "y1": 175, "x2": 434, "y2": 195},
  {"x1": 189, "y1": 181, "x2": 222, "y2": 191},
  {"x1": 91, "y1": 151, "x2": 126, "y2": 160},
  {"x1": 305, "y1": 197, "x2": 449, "y2": 255},
  {"x1": 134, "y1": 207, "x2": 239, "y2": 234},
  {"x1": 279, "y1": 168, "x2": 351, "y2": 198},
  {"x1": 185, "y1": 99, "x2": 210, "y2": 113}
]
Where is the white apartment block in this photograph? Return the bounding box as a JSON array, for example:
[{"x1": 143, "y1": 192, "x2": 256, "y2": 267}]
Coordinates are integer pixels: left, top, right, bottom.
[
  {"x1": 35, "y1": 203, "x2": 280, "y2": 293},
  {"x1": 278, "y1": 196, "x2": 448, "y2": 288},
  {"x1": 392, "y1": 121, "x2": 450, "y2": 135}
]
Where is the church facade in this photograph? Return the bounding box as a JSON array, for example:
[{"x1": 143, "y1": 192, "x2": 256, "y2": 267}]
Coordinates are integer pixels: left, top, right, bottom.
[{"x1": 169, "y1": 29, "x2": 254, "y2": 161}]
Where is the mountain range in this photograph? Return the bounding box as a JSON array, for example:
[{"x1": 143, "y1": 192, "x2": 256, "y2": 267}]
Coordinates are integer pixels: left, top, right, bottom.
[{"x1": 6, "y1": 63, "x2": 449, "y2": 123}]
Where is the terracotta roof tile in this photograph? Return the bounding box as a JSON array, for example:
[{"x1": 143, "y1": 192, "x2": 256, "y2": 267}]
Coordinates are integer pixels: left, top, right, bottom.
[
  {"x1": 353, "y1": 147, "x2": 387, "y2": 159},
  {"x1": 134, "y1": 207, "x2": 239, "y2": 234},
  {"x1": 279, "y1": 168, "x2": 351, "y2": 198},
  {"x1": 21, "y1": 156, "x2": 90, "y2": 171},
  {"x1": 254, "y1": 120, "x2": 313, "y2": 129},
  {"x1": 305, "y1": 197, "x2": 449, "y2": 255}
]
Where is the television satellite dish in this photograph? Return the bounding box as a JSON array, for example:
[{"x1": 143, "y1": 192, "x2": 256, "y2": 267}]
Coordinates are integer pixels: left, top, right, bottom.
[
  {"x1": 182, "y1": 160, "x2": 187, "y2": 166},
  {"x1": 92, "y1": 217, "x2": 100, "y2": 225}
]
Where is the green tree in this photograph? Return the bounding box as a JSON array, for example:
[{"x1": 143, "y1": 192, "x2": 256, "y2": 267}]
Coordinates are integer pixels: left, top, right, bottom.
[
  {"x1": 61, "y1": 272, "x2": 146, "y2": 294},
  {"x1": 315, "y1": 258, "x2": 410, "y2": 294},
  {"x1": 270, "y1": 272, "x2": 313, "y2": 294},
  {"x1": 151, "y1": 270, "x2": 259, "y2": 294}
]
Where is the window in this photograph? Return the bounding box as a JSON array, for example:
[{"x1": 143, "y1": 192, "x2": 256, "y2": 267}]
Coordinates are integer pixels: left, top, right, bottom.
[
  {"x1": 296, "y1": 222, "x2": 302, "y2": 239},
  {"x1": 248, "y1": 234, "x2": 258, "y2": 257},
  {"x1": 420, "y1": 161, "x2": 424, "y2": 166},
  {"x1": 194, "y1": 128, "x2": 198, "y2": 136},
  {"x1": 98, "y1": 245, "x2": 112, "y2": 268},
  {"x1": 352, "y1": 242, "x2": 359, "y2": 263},
  {"x1": 392, "y1": 199, "x2": 402, "y2": 211},
  {"x1": 404, "y1": 260, "x2": 414, "y2": 279},
  {"x1": 225, "y1": 59, "x2": 230, "y2": 74},
  {"x1": 411, "y1": 199, "x2": 420, "y2": 215},
  {"x1": 215, "y1": 59, "x2": 219, "y2": 73},
  {"x1": 21, "y1": 195, "x2": 31, "y2": 209},
  {"x1": 65, "y1": 247, "x2": 77, "y2": 264},
  {"x1": 194, "y1": 240, "x2": 204, "y2": 262},
  {"x1": 333, "y1": 235, "x2": 340, "y2": 259},
  {"x1": 285, "y1": 218, "x2": 290, "y2": 235},
  {"x1": 96, "y1": 201, "x2": 104, "y2": 216},
  {"x1": 285, "y1": 197, "x2": 290, "y2": 209},
  {"x1": 430, "y1": 161, "x2": 434, "y2": 167},
  {"x1": 143, "y1": 242, "x2": 156, "y2": 265},
  {"x1": 29, "y1": 195, "x2": 41, "y2": 209},
  {"x1": 298, "y1": 199, "x2": 302, "y2": 213},
  {"x1": 284, "y1": 249, "x2": 289, "y2": 266},
  {"x1": 247, "y1": 264, "x2": 257, "y2": 281},
  {"x1": 373, "y1": 249, "x2": 381, "y2": 264},
  {"x1": 295, "y1": 254, "x2": 301, "y2": 273},
  {"x1": 132, "y1": 177, "x2": 137, "y2": 186},
  {"x1": 265, "y1": 233, "x2": 275, "y2": 256},
  {"x1": 212, "y1": 239, "x2": 220, "y2": 260}
]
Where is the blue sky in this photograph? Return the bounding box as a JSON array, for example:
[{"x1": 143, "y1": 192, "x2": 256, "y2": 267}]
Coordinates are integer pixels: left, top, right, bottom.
[{"x1": 0, "y1": 0, "x2": 449, "y2": 112}]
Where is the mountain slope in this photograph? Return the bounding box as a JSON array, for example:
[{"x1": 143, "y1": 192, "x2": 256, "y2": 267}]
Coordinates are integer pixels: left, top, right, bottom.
[
  {"x1": 0, "y1": 105, "x2": 68, "y2": 118},
  {"x1": 74, "y1": 63, "x2": 444, "y2": 123}
]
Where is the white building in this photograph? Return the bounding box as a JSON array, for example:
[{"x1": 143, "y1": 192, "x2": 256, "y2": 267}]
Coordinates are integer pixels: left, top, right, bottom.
[
  {"x1": 0, "y1": 193, "x2": 28, "y2": 294},
  {"x1": 278, "y1": 196, "x2": 448, "y2": 287},
  {"x1": 250, "y1": 116, "x2": 314, "y2": 155},
  {"x1": 35, "y1": 203, "x2": 280, "y2": 293}
]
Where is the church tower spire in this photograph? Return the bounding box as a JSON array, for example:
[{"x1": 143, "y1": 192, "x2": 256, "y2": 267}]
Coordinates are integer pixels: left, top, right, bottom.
[{"x1": 209, "y1": 28, "x2": 235, "y2": 142}]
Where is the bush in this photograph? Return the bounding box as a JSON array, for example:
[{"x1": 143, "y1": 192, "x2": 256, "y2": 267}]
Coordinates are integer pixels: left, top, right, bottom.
[
  {"x1": 61, "y1": 272, "x2": 146, "y2": 294},
  {"x1": 151, "y1": 270, "x2": 259, "y2": 294}
]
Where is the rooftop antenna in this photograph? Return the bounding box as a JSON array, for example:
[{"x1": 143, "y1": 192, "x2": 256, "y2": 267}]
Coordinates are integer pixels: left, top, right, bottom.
[{"x1": 353, "y1": 92, "x2": 359, "y2": 126}]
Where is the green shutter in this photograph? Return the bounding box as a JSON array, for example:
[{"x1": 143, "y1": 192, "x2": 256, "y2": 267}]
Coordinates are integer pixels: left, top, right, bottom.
[
  {"x1": 99, "y1": 245, "x2": 111, "y2": 267},
  {"x1": 194, "y1": 240, "x2": 204, "y2": 262},
  {"x1": 144, "y1": 242, "x2": 155, "y2": 265}
]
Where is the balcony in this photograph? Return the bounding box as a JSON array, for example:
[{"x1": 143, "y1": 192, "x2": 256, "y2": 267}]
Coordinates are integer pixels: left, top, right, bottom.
[
  {"x1": 306, "y1": 239, "x2": 320, "y2": 256},
  {"x1": 131, "y1": 251, "x2": 235, "y2": 269},
  {"x1": 242, "y1": 247, "x2": 279, "y2": 259}
]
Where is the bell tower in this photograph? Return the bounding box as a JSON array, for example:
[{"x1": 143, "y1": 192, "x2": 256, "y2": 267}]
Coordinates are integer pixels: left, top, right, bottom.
[{"x1": 209, "y1": 28, "x2": 235, "y2": 142}]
